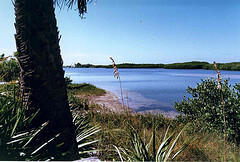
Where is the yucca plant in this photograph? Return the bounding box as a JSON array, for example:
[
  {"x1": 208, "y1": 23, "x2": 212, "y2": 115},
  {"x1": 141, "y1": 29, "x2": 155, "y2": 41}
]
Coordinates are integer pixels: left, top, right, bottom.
[
  {"x1": 114, "y1": 121, "x2": 191, "y2": 162},
  {"x1": 0, "y1": 83, "x2": 55, "y2": 161},
  {"x1": 73, "y1": 114, "x2": 101, "y2": 158},
  {"x1": 0, "y1": 83, "x2": 100, "y2": 160},
  {"x1": 1, "y1": 53, "x2": 100, "y2": 160},
  {"x1": 26, "y1": 113, "x2": 101, "y2": 160},
  {"x1": 0, "y1": 84, "x2": 44, "y2": 160}
]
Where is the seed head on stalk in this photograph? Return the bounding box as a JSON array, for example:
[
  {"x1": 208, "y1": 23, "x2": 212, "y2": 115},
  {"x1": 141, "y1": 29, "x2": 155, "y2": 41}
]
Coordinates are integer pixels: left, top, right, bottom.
[
  {"x1": 110, "y1": 57, "x2": 120, "y2": 79},
  {"x1": 110, "y1": 57, "x2": 124, "y2": 107},
  {"x1": 213, "y1": 61, "x2": 226, "y2": 162},
  {"x1": 213, "y1": 61, "x2": 222, "y2": 89}
]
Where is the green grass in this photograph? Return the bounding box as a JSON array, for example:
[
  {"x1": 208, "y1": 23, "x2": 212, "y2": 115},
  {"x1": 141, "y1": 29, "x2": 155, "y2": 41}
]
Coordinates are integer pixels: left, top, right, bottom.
[
  {"x1": 67, "y1": 83, "x2": 106, "y2": 96},
  {"x1": 89, "y1": 107, "x2": 239, "y2": 161}
]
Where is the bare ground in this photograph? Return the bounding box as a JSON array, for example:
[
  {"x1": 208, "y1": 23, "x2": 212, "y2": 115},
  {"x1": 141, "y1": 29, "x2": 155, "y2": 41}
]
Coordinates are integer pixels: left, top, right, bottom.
[
  {"x1": 76, "y1": 91, "x2": 132, "y2": 113},
  {"x1": 75, "y1": 90, "x2": 177, "y2": 118}
]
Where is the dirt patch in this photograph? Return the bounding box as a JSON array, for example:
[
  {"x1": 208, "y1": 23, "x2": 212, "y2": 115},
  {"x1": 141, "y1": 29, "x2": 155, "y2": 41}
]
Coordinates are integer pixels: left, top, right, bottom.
[{"x1": 76, "y1": 91, "x2": 132, "y2": 113}]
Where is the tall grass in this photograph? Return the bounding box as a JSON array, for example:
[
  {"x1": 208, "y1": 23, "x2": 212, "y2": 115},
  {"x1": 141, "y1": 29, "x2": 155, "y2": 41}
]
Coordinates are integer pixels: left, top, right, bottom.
[
  {"x1": 86, "y1": 104, "x2": 239, "y2": 161},
  {"x1": 110, "y1": 57, "x2": 124, "y2": 107},
  {"x1": 213, "y1": 61, "x2": 226, "y2": 161},
  {"x1": 107, "y1": 58, "x2": 187, "y2": 161}
]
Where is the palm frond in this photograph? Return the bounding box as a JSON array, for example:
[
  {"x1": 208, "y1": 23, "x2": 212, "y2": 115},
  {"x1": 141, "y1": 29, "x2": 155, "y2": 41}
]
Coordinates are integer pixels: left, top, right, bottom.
[{"x1": 54, "y1": 0, "x2": 93, "y2": 18}]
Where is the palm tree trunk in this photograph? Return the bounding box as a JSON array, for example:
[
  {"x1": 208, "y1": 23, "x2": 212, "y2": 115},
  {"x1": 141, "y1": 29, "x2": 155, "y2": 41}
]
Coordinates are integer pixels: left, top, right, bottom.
[{"x1": 14, "y1": 0, "x2": 78, "y2": 159}]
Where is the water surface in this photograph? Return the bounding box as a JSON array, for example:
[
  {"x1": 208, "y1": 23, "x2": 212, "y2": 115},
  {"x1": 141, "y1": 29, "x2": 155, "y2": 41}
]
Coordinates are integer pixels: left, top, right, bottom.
[{"x1": 64, "y1": 68, "x2": 240, "y2": 117}]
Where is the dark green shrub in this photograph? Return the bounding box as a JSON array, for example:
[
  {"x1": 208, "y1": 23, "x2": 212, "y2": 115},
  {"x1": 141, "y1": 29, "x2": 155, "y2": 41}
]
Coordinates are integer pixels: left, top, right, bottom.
[
  {"x1": 0, "y1": 54, "x2": 20, "y2": 82},
  {"x1": 174, "y1": 78, "x2": 240, "y2": 144},
  {"x1": 68, "y1": 93, "x2": 89, "y2": 111},
  {"x1": 165, "y1": 61, "x2": 210, "y2": 69},
  {"x1": 65, "y1": 76, "x2": 73, "y2": 86}
]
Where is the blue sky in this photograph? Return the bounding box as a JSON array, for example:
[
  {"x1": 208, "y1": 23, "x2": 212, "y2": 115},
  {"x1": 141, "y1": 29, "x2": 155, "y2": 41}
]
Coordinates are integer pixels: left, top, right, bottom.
[{"x1": 0, "y1": 0, "x2": 240, "y2": 65}]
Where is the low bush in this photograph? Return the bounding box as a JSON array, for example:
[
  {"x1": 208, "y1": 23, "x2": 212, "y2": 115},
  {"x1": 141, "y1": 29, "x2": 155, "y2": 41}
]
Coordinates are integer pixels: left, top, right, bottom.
[
  {"x1": 175, "y1": 78, "x2": 240, "y2": 144},
  {"x1": 0, "y1": 54, "x2": 20, "y2": 82}
]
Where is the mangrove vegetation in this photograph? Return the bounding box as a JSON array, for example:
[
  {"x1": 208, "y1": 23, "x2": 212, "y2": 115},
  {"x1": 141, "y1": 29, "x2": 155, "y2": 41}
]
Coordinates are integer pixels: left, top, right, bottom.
[{"x1": 70, "y1": 61, "x2": 240, "y2": 71}]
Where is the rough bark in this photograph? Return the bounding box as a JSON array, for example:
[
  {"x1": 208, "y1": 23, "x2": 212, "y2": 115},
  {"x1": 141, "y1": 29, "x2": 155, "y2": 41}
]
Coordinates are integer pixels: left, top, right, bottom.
[{"x1": 14, "y1": 0, "x2": 78, "y2": 159}]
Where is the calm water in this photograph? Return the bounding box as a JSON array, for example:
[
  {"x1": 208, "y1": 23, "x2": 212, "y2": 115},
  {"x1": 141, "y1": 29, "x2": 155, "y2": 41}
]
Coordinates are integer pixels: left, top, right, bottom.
[{"x1": 64, "y1": 68, "x2": 240, "y2": 116}]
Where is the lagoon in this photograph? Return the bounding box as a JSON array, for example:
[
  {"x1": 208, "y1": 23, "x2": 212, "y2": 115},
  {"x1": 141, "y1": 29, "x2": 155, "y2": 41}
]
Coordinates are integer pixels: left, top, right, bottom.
[{"x1": 64, "y1": 68, "x2": 240, "y2": 116}]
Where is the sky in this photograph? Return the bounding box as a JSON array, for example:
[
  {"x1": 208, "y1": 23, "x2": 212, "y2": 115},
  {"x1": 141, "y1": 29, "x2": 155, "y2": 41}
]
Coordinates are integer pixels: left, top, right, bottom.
[{"x1": 0, "y1": 0, "x2": 240, "y2": 65}]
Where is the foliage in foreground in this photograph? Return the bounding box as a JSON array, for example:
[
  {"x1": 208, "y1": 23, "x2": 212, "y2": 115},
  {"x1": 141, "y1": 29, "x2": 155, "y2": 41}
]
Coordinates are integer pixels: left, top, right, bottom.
[
  {"x1": 0, "y1": 83, "x2": 99, "y2": 160},
  {"x1": 0, "y1": 83, "x2": 47, "y2": 160},
  {"x1": 87, "y1": 106, "x2": 239, "y2": 161},
  {"x1": 175, "y1": 78, "x2": 240, "y2": 144},
  {"x1": 114, "y1": 123, "x2": 191, "y2": 161},
  {"x1": 73, "y1": 114, "x2": 101, "y2": 158}
]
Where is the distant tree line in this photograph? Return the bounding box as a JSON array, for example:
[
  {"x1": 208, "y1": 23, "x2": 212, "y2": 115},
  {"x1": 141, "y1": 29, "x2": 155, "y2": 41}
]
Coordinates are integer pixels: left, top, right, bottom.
[
  {"x1": 65, "y1": 61, "x2": 240, "y2": 71},
  {"x1": 71, "y1": 63, "x2": 165, "y2": 68}
]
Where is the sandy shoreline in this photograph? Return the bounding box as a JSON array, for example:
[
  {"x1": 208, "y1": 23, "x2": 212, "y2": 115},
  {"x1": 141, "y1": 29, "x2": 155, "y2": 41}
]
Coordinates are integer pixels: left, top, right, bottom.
[
  {"x1": 76, "y1": 90, "x2": 131, "y2": 113},
  {"x1": 76, "y1": 90, "x2": 178, "y2": 118},
  {"x1": 90, "y1": 91, "x2": 125, "y2": 112}
]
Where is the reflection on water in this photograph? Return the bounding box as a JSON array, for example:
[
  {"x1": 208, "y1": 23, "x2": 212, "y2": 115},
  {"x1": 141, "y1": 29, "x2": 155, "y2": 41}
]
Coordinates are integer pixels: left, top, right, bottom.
[{"x1": 64, "y1": 68, "x2": 240, "y2": 116}]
